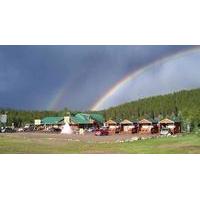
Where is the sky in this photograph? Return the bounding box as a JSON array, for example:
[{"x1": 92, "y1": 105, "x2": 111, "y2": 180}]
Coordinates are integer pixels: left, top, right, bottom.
[{"x1": 0, "y1": 45, "x2": 200, "y2": 111}]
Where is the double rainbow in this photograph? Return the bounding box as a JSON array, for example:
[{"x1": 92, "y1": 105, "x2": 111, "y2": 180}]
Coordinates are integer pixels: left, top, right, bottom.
[{"x1": 49, "y1": 46, "x2": 200, "y2": 111}]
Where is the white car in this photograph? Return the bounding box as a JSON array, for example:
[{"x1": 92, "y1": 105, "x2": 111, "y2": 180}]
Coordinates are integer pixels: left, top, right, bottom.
[
  {"x1": 17, "y1": 128, "x2": 24, "y2": 132},
  {"x1": 160, "y1": 128, "x2": 171, "y2": 135}
]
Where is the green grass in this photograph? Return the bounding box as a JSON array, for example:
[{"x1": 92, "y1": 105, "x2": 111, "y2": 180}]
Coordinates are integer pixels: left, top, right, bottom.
[{"x1": 0, "y1": 133, "x2": 200, "y2": 153}]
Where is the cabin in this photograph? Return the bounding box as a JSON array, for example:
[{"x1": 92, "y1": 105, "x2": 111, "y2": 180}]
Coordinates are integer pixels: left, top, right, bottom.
[
  {"x1": 159, "y1": 118, "x2": 181, "y2": 134},
  {"x1": 159, "y1": 118, "x2": 175, "y2": 134},
  {"x1": 105, "y1": 119, "x2": 118, "y2": 134},
  {"x1": 138, "y1": 119, "x2": 153, "y2": 134},
  {"x1": 120, "y1": 119, "x2": 133, "y2": 133},
  {"x1": 105, "y1": 119, "x2": 117, "y2": 128}
]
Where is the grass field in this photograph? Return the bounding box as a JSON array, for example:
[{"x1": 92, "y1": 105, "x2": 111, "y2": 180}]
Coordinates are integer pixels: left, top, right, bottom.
[{"x1": 0, "y1": 133, "x2": 200, "y2": 153}]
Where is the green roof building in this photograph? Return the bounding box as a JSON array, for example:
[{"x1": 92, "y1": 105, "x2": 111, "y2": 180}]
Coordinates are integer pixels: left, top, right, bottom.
[
  {"x1": 41, "y1": 117, "x2": 64, "y2": 125},
  {"x1": 90, "y1": 113, "x2": 105, "y2": 124},
  {"x1": 71, "y1": 114, "x2": 91, "y2": 125},
  {"x1": 40, "y1": 113, "x2": 105, "y2": 128},
  {"x1": 70, "y1": 113, "x2": 105, "y2": 128}
]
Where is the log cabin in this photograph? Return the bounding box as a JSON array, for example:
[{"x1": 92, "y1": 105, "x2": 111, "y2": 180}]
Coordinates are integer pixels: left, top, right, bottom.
[
  {"x1": 120, "y1": 119, "x2": 133, "y2": 133},
  {"x1": 138, "y1": 119, "x2": 153, "y2": 134},
  {"x1": 105, "y1": 119, "x2": 118, "y2": 134},
  {"x1": 159, "y1": 118, "x2": 181, "y2": 134}
]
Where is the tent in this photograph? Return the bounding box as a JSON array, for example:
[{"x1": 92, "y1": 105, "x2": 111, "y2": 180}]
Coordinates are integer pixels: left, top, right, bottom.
[{"x1": 61, "y1": 123, "x2": 73, "y2": 134}]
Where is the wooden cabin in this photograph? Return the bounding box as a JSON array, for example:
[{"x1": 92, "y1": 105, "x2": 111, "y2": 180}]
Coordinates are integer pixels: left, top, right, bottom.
[
  {"x1": 120, "y1": 119, "x2": 133, "y2": 133},
  {"x1": 138, "y1": 119, "x2": 153, "y2": 134},
  {"x1": 105, "y1": 119, "x2": 118, "y2": 134},
  {"x1": 159, "y1": 118, "x2": 181, "y2": 134}
]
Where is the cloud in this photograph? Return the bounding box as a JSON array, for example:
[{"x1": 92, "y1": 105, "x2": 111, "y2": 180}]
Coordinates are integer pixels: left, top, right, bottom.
[
  {"x1": 0, "y1": 45, "x2": 195, "y2": 110},
  {"x1": 0, "y1": 61, "x2": 20, "y2": 92},
  {"x1": 99, "y1": 50, "x2": 200, "y2": 110}
]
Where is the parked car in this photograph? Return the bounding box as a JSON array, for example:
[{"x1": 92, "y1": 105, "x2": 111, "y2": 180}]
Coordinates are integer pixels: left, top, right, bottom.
[
  {"x1": 17, "y1": 128, "x2": 24, "y2": 132},
  {"x1": 1, "y1": 127, "x2": 16, "y2": 133},
  {"x1": 160, "y1": 127, "x2": 172, "y2": 135},
  {"x1": 88, "y1": 127, "x2": 96, "y2": 133},
  {"x1": 23, "y1": 124, "x2": 34, "y2": 132},
  {"x1": 95, "y1": 127, "x2": 109, "y2": 136}
]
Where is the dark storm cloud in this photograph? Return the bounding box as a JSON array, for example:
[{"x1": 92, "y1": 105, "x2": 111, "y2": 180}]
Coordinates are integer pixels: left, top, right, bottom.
[{"x1": 0, "y1": 45, "x2": 193, "y2": 110}]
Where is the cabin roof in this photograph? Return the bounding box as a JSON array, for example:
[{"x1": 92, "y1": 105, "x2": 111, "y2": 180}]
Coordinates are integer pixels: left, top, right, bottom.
[
  {"x1": 159, "y1": 118, "x2": 174, "y2": 124},
  {"x1": 120, "y1": 119, "x2": 133, "y2": 125},
  {"x1": 139, "y1": 119, "x2": 152, "y2": 124},
  {"x1": 106, "y1": 119, "x2": 117, "y2": 125}
]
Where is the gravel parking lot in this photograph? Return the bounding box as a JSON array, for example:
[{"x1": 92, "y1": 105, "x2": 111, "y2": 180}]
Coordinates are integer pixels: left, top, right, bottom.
[{"x1": 1, "y1": 132, "x2": 158, "y2": 143}]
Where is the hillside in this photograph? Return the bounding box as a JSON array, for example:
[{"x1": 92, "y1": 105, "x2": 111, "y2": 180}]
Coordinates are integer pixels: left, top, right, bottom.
[
  {"x1": 97, "y1": 88, "x2": 200, "y2": 128},
  {"x1": 1, "y1": 88, "x2": 200, "y2": 130}
]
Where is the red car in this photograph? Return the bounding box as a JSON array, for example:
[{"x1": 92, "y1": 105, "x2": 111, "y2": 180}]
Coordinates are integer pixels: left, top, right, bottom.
[{"x1": 95, "y1": 127, "x2": 109, "y2": 136}]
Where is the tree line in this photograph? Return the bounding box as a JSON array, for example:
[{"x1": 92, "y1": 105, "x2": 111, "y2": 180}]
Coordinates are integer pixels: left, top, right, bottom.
[
  {"x1": 0, "y1": 108, "x2": 71, "y2": 127},
  {"x1": 1, "y1": 88, "x2": 200, "y2": 131},
  {"x1": 95, "y1": 88, "x2": 200, "y2": 130}
]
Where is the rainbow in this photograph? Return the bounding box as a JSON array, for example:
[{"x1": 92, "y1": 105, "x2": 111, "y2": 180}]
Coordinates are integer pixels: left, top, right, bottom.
[
  {"x1": 48, "y1": 86, "x2": 68, "y2": 110},
  {"x1": 90, "y1": 46, "x2": 200, "y2": 111},
  {"x1": 48, "y1": 46, "x2": 200, "y2": 111}
]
